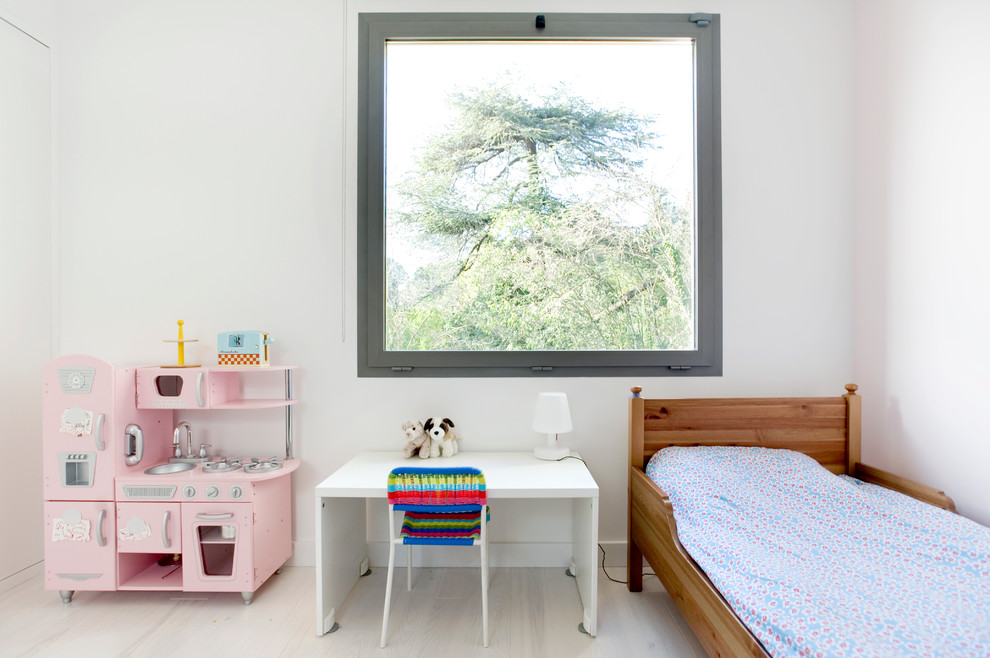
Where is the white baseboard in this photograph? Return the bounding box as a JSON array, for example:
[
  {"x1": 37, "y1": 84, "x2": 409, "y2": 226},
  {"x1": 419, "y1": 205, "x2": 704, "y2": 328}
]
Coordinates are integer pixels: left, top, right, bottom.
[
  {"x1": 20, "y1": 540, "x2": 630, "y2": 589},
  {"x1": 0, "y1": 561, "x2": 43, "y2": 595},
  {"x1": 289, "y1": 539, "x2": 630, "y2": 570},
  {"x1": 288, "y1": 540, "x2": 316, "y2": 567},
  {"x1": 366, "y1": 541, "x2": 576, "y2": 568},
  {"x1": 598, "y1": 540, "x2": 627, "y2": 568}
]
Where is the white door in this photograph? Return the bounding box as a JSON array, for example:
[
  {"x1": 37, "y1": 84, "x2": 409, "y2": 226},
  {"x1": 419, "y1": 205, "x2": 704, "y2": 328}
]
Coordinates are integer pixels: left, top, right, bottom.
[{"x1": 0, "y1": 13, "x2": 52, "y2": 580}]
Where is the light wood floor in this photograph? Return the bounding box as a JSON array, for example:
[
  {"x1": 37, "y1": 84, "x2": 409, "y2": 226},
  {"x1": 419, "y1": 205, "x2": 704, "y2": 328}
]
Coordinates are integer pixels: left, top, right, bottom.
[{"x1": 1, "y1": 565, "x2": 705, "y2": 657}]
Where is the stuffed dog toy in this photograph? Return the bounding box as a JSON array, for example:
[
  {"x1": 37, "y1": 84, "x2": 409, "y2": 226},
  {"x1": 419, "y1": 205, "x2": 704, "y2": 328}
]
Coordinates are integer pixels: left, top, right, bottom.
[
  {"x1": 423, "y1": 417, "x2": 460, "y2": 458},
  {"x1": 400, "y1": 420, "x2": 430, "y2": 459}
]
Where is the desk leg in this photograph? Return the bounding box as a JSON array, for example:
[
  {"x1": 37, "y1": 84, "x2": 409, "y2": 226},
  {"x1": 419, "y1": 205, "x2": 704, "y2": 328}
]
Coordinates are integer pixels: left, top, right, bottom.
[
  {"x1": 572, "y1": 495, "x2": 599, "y2": 636},
  {"x1": 316, "y1": 496, "x2": 367, "y2": 635}
]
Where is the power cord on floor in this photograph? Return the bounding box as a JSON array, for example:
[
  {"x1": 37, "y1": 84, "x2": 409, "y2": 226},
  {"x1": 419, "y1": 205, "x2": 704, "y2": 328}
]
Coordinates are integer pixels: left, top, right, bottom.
[
  {"x1": 598, "y1": 544, "x2": 656, "y2": 584},
  {"x1": 554, "y1": 456, "x2": 657, "y2": 584}
]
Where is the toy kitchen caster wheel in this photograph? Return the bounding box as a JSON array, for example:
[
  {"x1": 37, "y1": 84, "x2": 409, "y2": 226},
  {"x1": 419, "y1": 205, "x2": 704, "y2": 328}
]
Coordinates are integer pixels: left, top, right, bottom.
[
  {"x1": 59, "y1": 590, "x2": 74, "y2": 604},
  {"x1": 241, "y1": 592, "x2": 254, "y2": 606}
]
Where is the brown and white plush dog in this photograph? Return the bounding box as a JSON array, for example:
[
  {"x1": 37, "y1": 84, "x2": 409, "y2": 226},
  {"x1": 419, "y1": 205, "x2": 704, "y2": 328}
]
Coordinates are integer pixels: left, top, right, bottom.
[{"x1": 423, "y1": 417, "x2": 460, "y2": 458}]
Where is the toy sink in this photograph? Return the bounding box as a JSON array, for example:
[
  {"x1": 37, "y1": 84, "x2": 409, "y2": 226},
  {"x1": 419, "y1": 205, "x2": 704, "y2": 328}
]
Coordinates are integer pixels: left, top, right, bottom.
[{"x1": 144, "y1": 462, "x2": 196, "y2": 475}]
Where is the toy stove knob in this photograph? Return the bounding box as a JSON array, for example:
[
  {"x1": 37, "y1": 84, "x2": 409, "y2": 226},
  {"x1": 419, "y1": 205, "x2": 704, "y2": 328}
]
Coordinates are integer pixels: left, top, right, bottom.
[
  {"x1": 206, "y1": 485, "x2": 219, "y2": 499},
  {"x1": 229, "y1": 485, "x2": 243, "y2": 500}
]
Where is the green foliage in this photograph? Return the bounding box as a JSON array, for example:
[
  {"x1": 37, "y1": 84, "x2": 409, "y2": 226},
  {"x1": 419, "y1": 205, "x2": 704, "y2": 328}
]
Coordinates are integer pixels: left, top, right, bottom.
[{"x1": 386, "y1": 84, "x2": 694, "y2": 352}]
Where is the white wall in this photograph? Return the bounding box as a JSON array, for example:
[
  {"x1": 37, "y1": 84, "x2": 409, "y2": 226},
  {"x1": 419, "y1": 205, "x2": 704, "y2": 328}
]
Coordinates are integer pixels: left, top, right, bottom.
[
  {"x1": 854, "y1": 0, "x2": 990, "y2": 525},
  {"x1": 53, "y1": 0, "x2": 856, "y2": 566},
  {"x1": 0, "y1": 0, "x2": 55, "y2": 38},
  {"x1": 0, "y1": 3, "x2": 53, "y2": 581}
]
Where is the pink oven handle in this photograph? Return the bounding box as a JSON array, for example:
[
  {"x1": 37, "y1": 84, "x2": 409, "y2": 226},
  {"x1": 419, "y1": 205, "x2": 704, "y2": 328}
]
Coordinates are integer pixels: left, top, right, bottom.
[
  {"x1": 96, "y1": 509, "x2": 107, "y2": 547},
  {"x1": 196, "y1": 371, "x2": 205, "y2": 408},
  {"x1": 162, "y1": 510, "x2": 172, "y2": 550},
  {"x1": 94, "y1": 413, "x2": 105, "y2": 451}
]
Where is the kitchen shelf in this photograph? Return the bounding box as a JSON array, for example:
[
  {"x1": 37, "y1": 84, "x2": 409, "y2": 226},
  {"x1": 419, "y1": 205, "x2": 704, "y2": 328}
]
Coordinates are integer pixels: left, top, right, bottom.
[
  {"x1": 212, "y1": 365, "x2": 297, "y2": 373},
  {"x1": 210, "y1": 398, "x2": 298, "y2": 410},
  {"x1": 118, "y1": 559, "x2": 184, "y2": 591},
  {"x1": 198, "y1": 526, "x2": 236, "y2": 544},
  {"x1": 208, "y1": 367, "x2": 295, "y2": 410}
]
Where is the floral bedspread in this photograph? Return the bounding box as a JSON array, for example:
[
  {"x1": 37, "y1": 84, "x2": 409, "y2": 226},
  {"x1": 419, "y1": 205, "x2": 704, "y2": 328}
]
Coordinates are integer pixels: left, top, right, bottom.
[{"x1": 646, "y1": 446, "x2": 990, "y2": 657}]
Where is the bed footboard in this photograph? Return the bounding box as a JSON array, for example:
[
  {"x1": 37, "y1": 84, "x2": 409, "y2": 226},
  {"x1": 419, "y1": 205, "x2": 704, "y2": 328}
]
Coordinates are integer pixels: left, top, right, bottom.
[
  {"x1": 629, "y1": 467, "x2": 769, "y2": 657},
  {"x1": 854, "y1": 462, "x2": 956, "y2": 511}
]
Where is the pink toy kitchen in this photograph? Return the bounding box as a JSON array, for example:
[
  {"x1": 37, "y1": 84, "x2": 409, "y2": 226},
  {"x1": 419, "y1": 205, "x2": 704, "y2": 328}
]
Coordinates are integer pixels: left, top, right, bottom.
[{"x1": 42, "y1": 354, "x2": 299, "y2": 605}]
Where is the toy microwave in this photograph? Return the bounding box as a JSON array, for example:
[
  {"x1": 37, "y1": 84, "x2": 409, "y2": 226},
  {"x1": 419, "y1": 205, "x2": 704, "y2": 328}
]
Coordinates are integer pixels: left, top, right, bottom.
[{"x1": 217, "y1": 330, "x2": 273, "y2": 367}]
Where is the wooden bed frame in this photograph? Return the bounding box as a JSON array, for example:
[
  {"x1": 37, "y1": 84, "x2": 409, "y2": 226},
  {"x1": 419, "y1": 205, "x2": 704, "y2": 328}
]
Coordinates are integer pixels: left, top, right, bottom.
[{"x1": 627, "y1": 384, "x2": 956, "y2": 658}]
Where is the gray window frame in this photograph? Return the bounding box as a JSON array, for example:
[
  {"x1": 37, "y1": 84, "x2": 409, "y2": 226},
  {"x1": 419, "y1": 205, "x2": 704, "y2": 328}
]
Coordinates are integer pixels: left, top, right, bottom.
[{"x1": 357, "y1": 12, "x2": 721, "y2": 377}]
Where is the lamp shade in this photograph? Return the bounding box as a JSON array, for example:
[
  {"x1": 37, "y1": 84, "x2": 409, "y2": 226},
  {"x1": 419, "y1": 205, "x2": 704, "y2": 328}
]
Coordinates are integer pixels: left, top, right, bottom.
[{"x1": 531, "y1": 392, "x2": 573, "y2": 434}]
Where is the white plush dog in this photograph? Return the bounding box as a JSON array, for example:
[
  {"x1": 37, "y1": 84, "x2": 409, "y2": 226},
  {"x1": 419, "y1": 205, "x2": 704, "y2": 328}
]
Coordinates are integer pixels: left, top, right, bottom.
[
  {"x1": 400, "y1": 420, "x2": 430, "y2": 459},
  {"x1": 423, "y1": 417, "x2": 460, "y2": 458}
]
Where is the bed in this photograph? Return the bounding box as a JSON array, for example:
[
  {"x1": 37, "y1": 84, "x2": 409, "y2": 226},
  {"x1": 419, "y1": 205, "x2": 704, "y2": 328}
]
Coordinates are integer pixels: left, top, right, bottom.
[{"x1": 626, "y1": 384, "x2": 988, "y2": 657}]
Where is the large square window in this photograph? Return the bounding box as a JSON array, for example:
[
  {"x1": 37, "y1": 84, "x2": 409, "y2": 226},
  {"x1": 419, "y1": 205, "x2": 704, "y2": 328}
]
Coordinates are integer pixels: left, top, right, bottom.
[{"x1": 358, "y1": 13, "x2": 721, "y2": 376}]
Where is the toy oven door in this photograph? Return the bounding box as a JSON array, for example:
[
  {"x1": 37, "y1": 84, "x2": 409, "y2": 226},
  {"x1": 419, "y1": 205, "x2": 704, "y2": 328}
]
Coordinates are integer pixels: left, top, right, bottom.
[
  {"x1": 136, "y1": 368, "x2": 208, "y2": 410},
  {"x1": 181, "y1": 503, "x2": 253, "y2": 591}
]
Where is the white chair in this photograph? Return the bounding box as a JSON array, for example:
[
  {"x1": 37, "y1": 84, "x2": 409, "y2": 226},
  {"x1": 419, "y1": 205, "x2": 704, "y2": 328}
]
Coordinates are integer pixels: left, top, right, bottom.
[{"x1": 381, "y1": 467, "x2": 490, "y2": 648}]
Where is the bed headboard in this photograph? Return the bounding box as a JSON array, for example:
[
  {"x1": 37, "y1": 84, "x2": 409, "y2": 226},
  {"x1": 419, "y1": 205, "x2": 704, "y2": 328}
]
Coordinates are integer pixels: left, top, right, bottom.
[{"x1": 628, "y1": 384, "x2": 862, "y2": 475}]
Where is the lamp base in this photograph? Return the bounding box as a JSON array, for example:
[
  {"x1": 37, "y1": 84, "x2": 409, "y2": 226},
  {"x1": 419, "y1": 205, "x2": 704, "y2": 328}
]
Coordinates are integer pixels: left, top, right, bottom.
[{"x1": 534, "y1": 445, "x2": 570, "y2": 460}]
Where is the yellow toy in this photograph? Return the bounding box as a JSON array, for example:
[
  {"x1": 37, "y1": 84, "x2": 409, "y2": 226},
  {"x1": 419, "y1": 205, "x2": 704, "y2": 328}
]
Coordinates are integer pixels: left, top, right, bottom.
[{"x1": 162, "y1": 320, "x2": 200, "y2": 368}]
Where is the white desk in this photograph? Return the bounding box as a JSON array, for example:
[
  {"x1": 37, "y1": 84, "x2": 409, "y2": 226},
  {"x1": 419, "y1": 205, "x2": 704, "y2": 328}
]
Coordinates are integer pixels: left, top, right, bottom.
[{"x1": 315, "y1": 451, "x2": 599, "y2": 637}]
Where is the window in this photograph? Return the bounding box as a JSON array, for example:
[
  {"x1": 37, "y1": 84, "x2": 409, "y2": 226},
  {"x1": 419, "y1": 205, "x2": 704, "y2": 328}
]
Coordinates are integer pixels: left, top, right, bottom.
[{"x1": 358, "y1": 13, "x2": 721, "y2": 377}]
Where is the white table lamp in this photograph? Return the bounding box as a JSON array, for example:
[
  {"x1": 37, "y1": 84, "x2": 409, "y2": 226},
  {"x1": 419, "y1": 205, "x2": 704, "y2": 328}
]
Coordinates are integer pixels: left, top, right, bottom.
[{"x1": 532, "y1": 392, "x2": 572, "y2": 460}]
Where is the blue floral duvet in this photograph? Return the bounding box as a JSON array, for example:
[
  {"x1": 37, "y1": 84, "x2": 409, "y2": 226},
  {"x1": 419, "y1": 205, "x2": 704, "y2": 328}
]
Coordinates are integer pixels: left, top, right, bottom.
[{"x1": 646, "y1": 446, "x2": 990, "y2": 657}]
